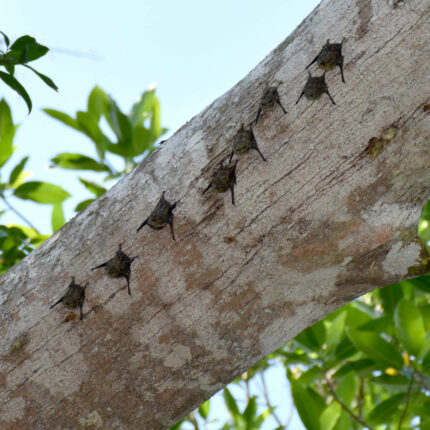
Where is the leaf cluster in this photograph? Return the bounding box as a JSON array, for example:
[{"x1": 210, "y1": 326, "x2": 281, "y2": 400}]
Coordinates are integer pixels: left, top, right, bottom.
[
  {"x1": 0, "y1": 32, "x2": 57, "y2": 112},
  {"x1": 0, "y1": 99, "x2": 66, "y2": 269},
  {"x1": 45, "y1": 86, "x2": 166, "y2": 212}
]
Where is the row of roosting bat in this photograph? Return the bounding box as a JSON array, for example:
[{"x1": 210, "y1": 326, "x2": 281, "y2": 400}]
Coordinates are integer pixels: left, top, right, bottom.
[{"x1": 50, "y1": 39, "x2": 346, "y2": 321}]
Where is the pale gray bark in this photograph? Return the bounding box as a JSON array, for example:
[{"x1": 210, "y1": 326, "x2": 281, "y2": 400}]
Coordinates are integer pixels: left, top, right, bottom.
[{"x1": 1, "y1": 0, "x2": 430, "y2": 428}]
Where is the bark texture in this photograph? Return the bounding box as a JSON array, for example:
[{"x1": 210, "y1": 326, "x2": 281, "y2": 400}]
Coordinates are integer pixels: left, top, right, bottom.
[{"x1": 1, "y1": 0, "x2": 430, "y2": 428}]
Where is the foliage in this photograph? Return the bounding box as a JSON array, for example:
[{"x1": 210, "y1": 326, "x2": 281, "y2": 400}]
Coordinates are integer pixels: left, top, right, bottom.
[
  {"x1": 0, "y1": 32, "x2": 57, "y2": 112},
  {"x1": 0, "y1": 98, "x2": 64, "y2": 272},
  {"x1": 0, "y1": 84, "x2": 164, "y2": 272},
  {"x1": 44, "y1": 86, "x2": 166, "y2": 212}
]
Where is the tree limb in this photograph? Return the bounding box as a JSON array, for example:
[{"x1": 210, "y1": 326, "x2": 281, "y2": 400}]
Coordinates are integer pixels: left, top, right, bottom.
[{"x1": 1, "y1": 0, "x2": 430, "y2": 428}]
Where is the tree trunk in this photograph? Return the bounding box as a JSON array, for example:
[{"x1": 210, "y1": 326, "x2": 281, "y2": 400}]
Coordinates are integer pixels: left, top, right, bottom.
[{"x1": 1, "y1": 0, "x2": 430, "y2": 428}]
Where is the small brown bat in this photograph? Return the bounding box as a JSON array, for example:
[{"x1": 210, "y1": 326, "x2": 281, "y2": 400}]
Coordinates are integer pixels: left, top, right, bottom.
[
  {"x1": 229, "y1": 124, "x2": 266, "y2": 163},
  {"x1": 255, "y1": 86, "x2": 287, "y2": 124},
  {"x1": 136, "y1": 191, "x2": 178, "y2": 241},
  {"x1": 91, "y1": 244, "x2": 138, "y2": 295},
  {"x1": 203, "y1": 161, "x2": 238, "y2": 205},
  {"x1": 296, "y1": 72, "x2": 336, "y2": 105},
  {"x1": 50, "y1": 277, "x2": 88, "y2": 320},
  {"x1": 306, "y1": 39, "x2": 345, "y2": 83}
]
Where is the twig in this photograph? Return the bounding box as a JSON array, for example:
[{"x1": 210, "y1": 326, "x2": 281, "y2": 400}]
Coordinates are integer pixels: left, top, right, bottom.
[
  {"x1": 414, "y1": 369, "x2": 430, "y2": 391},
  {"x1": 324, "y1": 372, "x2": 375, "y2": 430},
  {"x1": 397, "y1": 366, "x2": 416, "y2": 430},
  {"x1": 259, "y1": 369, "x2": 285, "y2": 428},
  {"x1": 188, "y1": 413, "x2": 199, "y2": 430},
  {"x1": 1, "y1": 195, "x2": 40, "y2": 233}
]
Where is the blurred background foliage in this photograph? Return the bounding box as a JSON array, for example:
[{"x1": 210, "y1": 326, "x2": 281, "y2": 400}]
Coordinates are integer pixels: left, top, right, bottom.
[{"x1": 1, "y1": 34, "x2": 429, "y2": 430}]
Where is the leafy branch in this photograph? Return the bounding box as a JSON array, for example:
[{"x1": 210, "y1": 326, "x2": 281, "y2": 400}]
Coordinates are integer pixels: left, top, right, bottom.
[
  {"x1": 44, "y1": 86, "x2": 166, "y2": 212},
  {"x1": 0, "y1": 32, "x2": 57, "y2": 112},
  {"x1": 324, "y1": 371, "x2": 375, "y2": 430}
]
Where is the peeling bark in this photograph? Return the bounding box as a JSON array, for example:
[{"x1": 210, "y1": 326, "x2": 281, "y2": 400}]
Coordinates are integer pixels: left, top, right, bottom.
[{"x1": 1, "y1": 0, "x2": 430, "y2": 428}]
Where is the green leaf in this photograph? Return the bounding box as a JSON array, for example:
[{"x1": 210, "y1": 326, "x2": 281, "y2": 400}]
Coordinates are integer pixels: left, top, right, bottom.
[
  {"x1": 169, "y1": 420, "x2": 184, "y2": 430},
  {"x1": 294, "y1": 319, "x2": 326, "y2": 352},
  {"x1": 335, "y1": 372, "x2": 357, "y2": 406},
  {"x1": 129, "y1": 89, "x2": 155, "y2": 127},
  {"x1": 419, "y1": 333, "x2": 430, "y2": 361},
  {"x1": 0, "y1": 98, "x2": 18, "y2": 167},
  {"x1": 333, "y1": 412, "x2": 352, "y2": 430},
  {"x1": 408, "y1": 275, "x2": 430, "y2": 294},
  {"x1": 78, "y1": 178, "x2": 106, "y2": 197},
  {"x1": 334, "y1": 337, "x2": 358, "y2": 361},
  {"x1": 366, "y1": 393, "x2": 405, "y2": 425},
  {"x1": 319, "y1": 403, "x2": 341, "y2": 430},
  {"x1": 4, "y1": 63, "x2": 14, "y2": 75},
  {"x1": 299, "y1": 365, "x2": 323, "y2": 385},
  {"x1": 333, "y1": 359, "x2": 376, "y2": 378},
  {"x1": 421, "y1": 420, "x2": 430, "y2": 430},
  {"x1": 0, "y1": 31, "x2": 10, "y2": 47},
  {"x1": 358, "y1": 315, "x2": 392, "y2": 333},
  {"x1": 131, "y1": 124, "x2": 153, "y2": 156},
  {"x1": 422, "y1": 349, "x2": 430, "y2": 371},
  {"x1": 345, "y1": 306, "x2": 372, "y2": 328},
  {"x1": 50, "y1": 153, "x2": 111, "y2": 172},
  {"x1": 75, "y1": 198, "x2": 95, "y2": 212},
  {"x1": 369, "y1": 373, "x2": 409, "y2": 392},
  {"x1": 8, "y1": 35, "x2": 48, "y2": 62},
  {"x1": 347, "y1": 328, "x2": 403, "y2": 369},
  {"x1": 14, "y1": 181, "x2": 70, "y2": 204},
  {"x1": 419, "y1": 200, "x2": 430, "y2": 250},
  {"x1": 9, "y1": 156, "x2": 28, "y2": 186},
  {"x1": 0, "y1": 71, "x2": 31, "y2": 112},
  {"x1": 377, "y1": 283, "x2": 405, "y2": 314},
  {"x1": 422, "y1": 304, "x2": 430, "y2": 331},
  {"x1": 51, "y1": 203, "x2": 65, "y2": 233},
  {"x1": 76, "y1": 111, "x2": 109, "y2": 159},
  {"x1": 243, "y1": 396, "x2": 257, "y2": 422},
  {"x1": 394, "y1": 298, "x2": 426, "y2": 356},
  {"x1": 43, "y1": 109, "x2": 81, "y2": 131},
  {"x1": 223, "y1": 388, "x2": 241, "y2": 421},
  {"x1": 106, "y1": 141, "x2": 136, "y2": 157},
  {"x1": 325, "y1": 310, "x2": 346, "y2": 355},
  {"x1": 198, "y1": 399, "x2": 210, "y2": 419},
  {"x1": 150, "y1": 96, "x2": 162, "y2": 140},
  {"x1": 256, "y1": 407, "x2": 275, "y2": 427},
  {"x1": 87, "y1": 86, "x2": 108, "y2": 121},
  {"x1": 23, "y1": 64, "x2": 58, "y2": 91},
  {"x1": 288, "y1": 369, "x2": 324, "y2": 430},
  {"x1": 105, "y1": 97, "x2": 132, "y2": 144}
]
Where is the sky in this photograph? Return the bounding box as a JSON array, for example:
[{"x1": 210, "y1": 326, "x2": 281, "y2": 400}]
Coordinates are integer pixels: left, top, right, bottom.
[{"x1": 2, "y1": 1, "x2": 321, "y2": 428}]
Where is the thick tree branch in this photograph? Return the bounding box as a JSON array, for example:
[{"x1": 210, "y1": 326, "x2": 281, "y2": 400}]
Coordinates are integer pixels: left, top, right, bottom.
[{"x1": 1, "y1": 0, "x2": 430, "y2": 428}]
